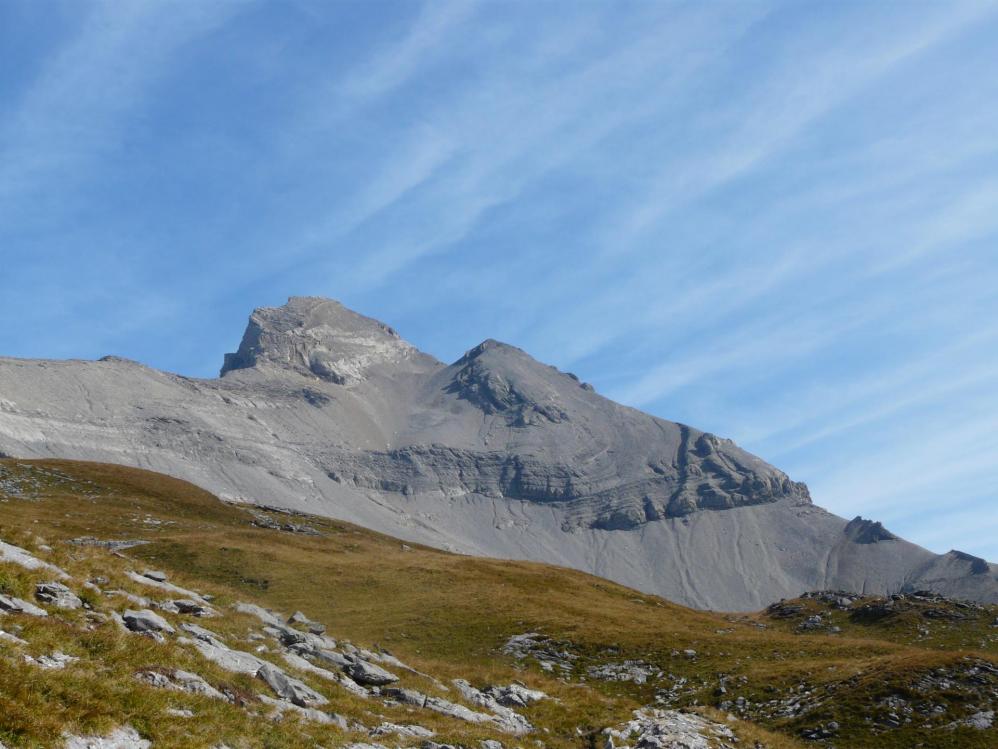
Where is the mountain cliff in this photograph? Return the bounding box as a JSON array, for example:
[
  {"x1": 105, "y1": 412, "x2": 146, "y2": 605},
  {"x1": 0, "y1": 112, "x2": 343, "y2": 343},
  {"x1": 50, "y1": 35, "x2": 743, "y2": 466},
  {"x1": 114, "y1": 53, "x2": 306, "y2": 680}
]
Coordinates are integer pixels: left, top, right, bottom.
[{"x1": 0, "y1": 296, "x2": 994, "y2": 610}]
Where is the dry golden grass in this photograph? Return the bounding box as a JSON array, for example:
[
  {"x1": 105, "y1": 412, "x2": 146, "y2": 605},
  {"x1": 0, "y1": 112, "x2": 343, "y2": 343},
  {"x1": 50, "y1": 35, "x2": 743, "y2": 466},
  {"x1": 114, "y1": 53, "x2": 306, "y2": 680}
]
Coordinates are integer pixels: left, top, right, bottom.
[{"x1": 0, "y1": 459, "x2": 994, "y2": 748}]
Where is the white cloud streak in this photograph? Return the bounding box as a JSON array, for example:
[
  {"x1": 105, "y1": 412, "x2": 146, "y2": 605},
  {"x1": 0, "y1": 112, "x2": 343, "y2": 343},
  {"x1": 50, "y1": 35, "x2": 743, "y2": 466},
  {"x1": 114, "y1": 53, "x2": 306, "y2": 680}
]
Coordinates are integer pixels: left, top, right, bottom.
[{"x1": 0, "y1": 1, "x2": 241, "y2": 213}]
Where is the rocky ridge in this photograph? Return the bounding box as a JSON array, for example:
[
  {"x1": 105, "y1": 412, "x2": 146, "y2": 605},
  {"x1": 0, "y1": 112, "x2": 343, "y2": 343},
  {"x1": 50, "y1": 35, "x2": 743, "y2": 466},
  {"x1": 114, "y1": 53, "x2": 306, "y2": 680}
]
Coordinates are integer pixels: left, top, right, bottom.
[{"x1": 0, "y1": 297, "x2": 995, "y2": 610}]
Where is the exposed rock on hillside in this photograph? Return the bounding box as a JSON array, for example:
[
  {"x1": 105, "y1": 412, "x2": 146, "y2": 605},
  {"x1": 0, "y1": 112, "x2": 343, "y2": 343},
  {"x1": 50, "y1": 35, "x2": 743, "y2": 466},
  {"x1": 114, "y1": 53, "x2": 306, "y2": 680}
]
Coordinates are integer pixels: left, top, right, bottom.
[{"x1": 0, "y1": 296, "x2": 995, "y2": 610}]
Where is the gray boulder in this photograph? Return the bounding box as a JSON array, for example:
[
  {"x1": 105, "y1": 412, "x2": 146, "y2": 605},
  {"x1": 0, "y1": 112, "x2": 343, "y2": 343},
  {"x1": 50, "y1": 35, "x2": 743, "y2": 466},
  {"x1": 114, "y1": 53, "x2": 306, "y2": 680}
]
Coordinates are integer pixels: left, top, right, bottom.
[
  {"x1": 24, "y1": 651, "x2": 78, "y2": 670},
  {"x1": 173, "y1": 669, "x2": 227, "y2": 699},
  {"x1": 382, "y1": 687, "x2": 428, "y2": 707},
  {"x1": 0, "y1": 594, "x2": 48, "y2": 617},
  {"x1": 172, "y1": 599, "x2": 214, "y2": 617},
  {"x1": 35, "y1": 582, "x2": 83, "y2": 610},
  {"x1": 126, "y1": 571, "x2": 206, "y2": 602},
  {"x1": 423, "y1": 696, "x2": 495, "y2": 724},
  {"x1": 485, "y1": 683, "x2": 547, "y2": 707},
  {"x1": 345, "y1": 659, "x2": 399, "y2": 686},
  {"x1": 280, "y1": 650, "x2": 366, "y2": 699},
  {"x1": 122, "y1": 609, "x2": 175, "y2": 635},
  {"x1": 136, "y1": 668, "x2": 227, "y2": 701},
  {"x1": 313, "y1": 648, "x2": 352, "y2": 668},
  {"x1": 963, "y1": 711, "x2": 994, "y2": 730},
  {"x1": 452, "y1": 679, "x2": 534, "y2": 735},
  {"x1": 256, "y1": 662, "x2": 328, "y2": 707},
  {"x1": 184, "y1": 637, "x2": 267, "y2": 675},
  {"x1": 62, "y1": 726, "x2": 151, "y2": 749},
  {"x1": 257, "y1": 694, "x2": 340, "y2": 724},
  {"x1": 0, "y1": 540, "x2": 69, "y2": 578},
  {"x1": 370, "y1": 722, "x2": 434, "y2": 739}
]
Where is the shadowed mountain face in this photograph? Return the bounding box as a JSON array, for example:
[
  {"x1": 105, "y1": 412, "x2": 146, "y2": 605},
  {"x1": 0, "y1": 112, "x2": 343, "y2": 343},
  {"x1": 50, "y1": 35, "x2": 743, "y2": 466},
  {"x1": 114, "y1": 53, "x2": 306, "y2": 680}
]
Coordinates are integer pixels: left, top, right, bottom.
[{"x1": 1, "y1": 296, "x2": 995, "y2": 610}]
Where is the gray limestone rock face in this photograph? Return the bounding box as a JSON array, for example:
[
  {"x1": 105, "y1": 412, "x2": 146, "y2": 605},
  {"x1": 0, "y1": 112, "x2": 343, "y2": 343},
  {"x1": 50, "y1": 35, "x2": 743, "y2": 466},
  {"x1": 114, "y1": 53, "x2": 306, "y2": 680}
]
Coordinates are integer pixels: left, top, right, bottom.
[
  {"x1": 1, "y1": 296, "x2": 995, "y2": 611},
  {"x1": 220, "y1": 297, "x2": 431, "y2": 385}
]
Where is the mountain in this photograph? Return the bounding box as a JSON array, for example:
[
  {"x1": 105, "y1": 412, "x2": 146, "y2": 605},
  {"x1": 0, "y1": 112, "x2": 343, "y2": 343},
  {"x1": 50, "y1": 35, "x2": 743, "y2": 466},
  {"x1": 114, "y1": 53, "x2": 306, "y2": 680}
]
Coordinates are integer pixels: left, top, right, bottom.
[{"x1": 0, "y1": 296, "x2": 995, "y2": 610}]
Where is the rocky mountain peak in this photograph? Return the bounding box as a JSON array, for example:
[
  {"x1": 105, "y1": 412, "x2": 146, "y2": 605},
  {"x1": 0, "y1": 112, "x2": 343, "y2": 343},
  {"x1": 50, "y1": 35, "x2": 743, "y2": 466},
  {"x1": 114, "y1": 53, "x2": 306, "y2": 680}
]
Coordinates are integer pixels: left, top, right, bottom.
[
  {"x1": 944, "y1": 550, "x2": 991, "y2": 575},
  {"x1": 443, "y1": 338, "x2": 594, "y2": 426},
  {"x1": 844, "y1": 516, "x2": 898, "y2": 544},
  {"x1": 220, "y1": 296, "x2": 423, "y2": 383}
]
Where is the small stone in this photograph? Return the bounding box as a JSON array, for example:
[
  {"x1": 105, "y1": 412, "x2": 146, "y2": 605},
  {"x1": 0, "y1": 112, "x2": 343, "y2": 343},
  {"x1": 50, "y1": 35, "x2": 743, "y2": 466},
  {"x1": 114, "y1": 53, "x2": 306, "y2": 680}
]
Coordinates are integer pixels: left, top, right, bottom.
[
  {"x1": 173, "y1": 599, "x2": 214, "y2": 617},
  {"x1": 24, "y1": 650, "x2": 78, "y2": 670},
  {"x1": 35, "y1": 581, "x2": 83, "y2": 610},
  {"x1": 63, "y1": 726, "x2": 150, "y2": 749},
  {"x1": 142, "y1": 570, "x2": 168, "y2": 582},
  {"x1": 486, "y1": 683, "x2": 548, "y2": 707},
  {"x1": 256, "y1": 662, "x2": 328, "y2": 707},
  {"x1": 345, "y1": 659, "x2": 400, "y2": 686},
  {"x1": 0, "y1": 629, "x2": 29, "y2": 645},
  {"x1": 123, "y1": 609, "x2": 176, "y2": 635},
  {"x1": 370, "y1": 722, "x2": 435, "y2": 739},
  {"x1": 0, "y1": 594, "x2": 48, "y2": 617},
  {"x1": 964, "y1": 711, "x2": 994, "y2": 730}
]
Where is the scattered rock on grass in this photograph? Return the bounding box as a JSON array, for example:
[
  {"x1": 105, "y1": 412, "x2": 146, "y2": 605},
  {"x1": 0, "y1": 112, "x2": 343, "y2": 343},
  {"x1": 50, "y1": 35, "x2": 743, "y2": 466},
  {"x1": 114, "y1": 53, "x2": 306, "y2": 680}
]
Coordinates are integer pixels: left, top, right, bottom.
[
  {"x1": 62, "y1": 726, "x2": 151, "y2": 749},
  {"x1": 68, "y1": 537, "x2": 149, "y2": 551},
  {"x1": 0, "y1": 629, "x2": 28, "y2": 645},
  {"x1": 0, "y1": 593, "x2": 48, "y2": 617},
  {"x1": 123, "y1": 609, "x2": 175, "y2": 636},
  {"x1": 485, "y1": 683, "x2": 547, "y2": 707},
  {"x1": 0, "y1": 539, "x2": 69, "y2": 577},
  {"x1": 136, "y1": 668, "x2": 227, "y2": 701},
  {"x1": 24, "y1": 651, "x2": 78, "y2": 670},
  {"x1": 256, "y1": 661, "x2": 328, "y2": 707},
  {"x1": 172, "y1": 599, "x2": 215, "y2": 617},
  {"x1": 36, "y1": 581, "x2": 83, "y2": 609},
  {"x1": 126, "y1": 571, "x2": 206, "y2": 602},
  {"x1": 345, "y1": 659, "x2": 399, "y2": 686},
  {"x1": 370, "y1": 722, "x2": 434, "y2": 739},
  {"x1": 605, "y1": 708, "x2": 736, "y2": 749}
]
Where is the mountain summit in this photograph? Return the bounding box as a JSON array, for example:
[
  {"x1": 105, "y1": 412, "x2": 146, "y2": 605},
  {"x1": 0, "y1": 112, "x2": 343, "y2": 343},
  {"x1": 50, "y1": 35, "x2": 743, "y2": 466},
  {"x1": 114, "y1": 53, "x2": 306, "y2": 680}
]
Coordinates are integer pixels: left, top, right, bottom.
[
  {"x1": 220, "y1": 296, "x2": 434, "y2": 383},
  {"x1": 0, "y1": 296, "x2": 994, "y2": 610}
]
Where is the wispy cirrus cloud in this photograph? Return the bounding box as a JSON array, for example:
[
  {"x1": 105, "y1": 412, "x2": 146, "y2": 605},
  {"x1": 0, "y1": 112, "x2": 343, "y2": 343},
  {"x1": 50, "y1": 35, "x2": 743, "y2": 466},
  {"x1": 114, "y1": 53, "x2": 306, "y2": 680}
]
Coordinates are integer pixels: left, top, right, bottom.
[
  {"x1": 339, "y1": 0, "x2": 477, "y2": 101},
  {"x1": 2, "y1": 0, "x2": 997, "y2": 561},
  {"x1": 0, "y1": 1, "x2": 240, "y2": 215},
  {"x1": 285, "y1": 2, "x2": 773, "y2": 288},
  {"x1": 598, "y1": 1, "x2": 997, "y2": 251}
]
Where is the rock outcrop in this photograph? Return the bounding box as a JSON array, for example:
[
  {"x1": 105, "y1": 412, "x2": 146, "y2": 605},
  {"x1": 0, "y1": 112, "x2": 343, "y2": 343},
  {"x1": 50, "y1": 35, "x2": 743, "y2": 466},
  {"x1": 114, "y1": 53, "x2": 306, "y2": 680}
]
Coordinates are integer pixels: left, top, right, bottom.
[{"x1": 0, "y1": 296, "x2": 995, "y2": 610}]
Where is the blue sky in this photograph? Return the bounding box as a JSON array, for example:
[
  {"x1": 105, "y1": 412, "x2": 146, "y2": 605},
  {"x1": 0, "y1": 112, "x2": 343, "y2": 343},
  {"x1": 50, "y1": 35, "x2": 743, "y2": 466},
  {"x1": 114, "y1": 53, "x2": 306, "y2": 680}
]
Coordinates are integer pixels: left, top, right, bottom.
[{"x1": 2, "y1": 0, "x2": 997, "y2": 561}]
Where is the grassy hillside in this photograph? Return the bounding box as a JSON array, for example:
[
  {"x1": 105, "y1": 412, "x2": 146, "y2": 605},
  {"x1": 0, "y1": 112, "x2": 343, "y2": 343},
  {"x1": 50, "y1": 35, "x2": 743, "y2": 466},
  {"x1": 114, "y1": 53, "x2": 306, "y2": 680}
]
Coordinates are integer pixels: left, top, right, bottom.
[{"x1": 0, "y1": 459, "x2": 994, "y2": 748}]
